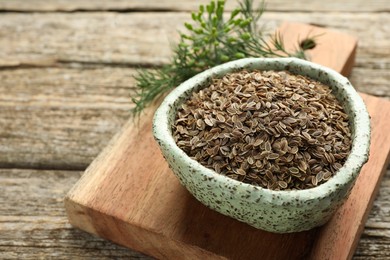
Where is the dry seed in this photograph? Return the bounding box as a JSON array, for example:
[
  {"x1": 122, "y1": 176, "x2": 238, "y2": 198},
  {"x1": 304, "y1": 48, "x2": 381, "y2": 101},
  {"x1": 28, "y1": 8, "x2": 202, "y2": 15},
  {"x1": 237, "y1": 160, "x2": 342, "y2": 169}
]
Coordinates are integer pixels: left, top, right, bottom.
[
  {"x1": 255, "y1": 160, "x2": 262, "y2": 168},
  {"x1": 297, "y1": 160, "x2": 308, "y2": 172},
  {"x1": 311, "y1": 176, "x2": 318, "y2": 186},
  {"x1": 216, "y1": 113, "x2": 226, "y2": 123},
  {"x1": 253, "y1": 138, "x2": 264, "y2": 147},
  {"x1": 258, "y1": 112, "x2": 269, "y2": 118},
  {"x1": 232, "y1": 129, "x2": 243, "y2": 138},
  {"x1": 282, "y1": 117, "x2": 298, "y2": 125},
  {"x1": 265, "y1": 170, "x2": 274, "y2": 180},
  {"x1": 302, "y1": 131, "x2": 311, "y2": 140},
  {"x1": 236, "y1": 168, "x2": 246, "y2": 176},
  {"x1": 267, "y1": 153, "x2": 279, "y2": 160},
  {"x1": 316, "y1": 171, "x2": 324, "y2": 183},
  {"x1": 323, "y1": 171, "x2": 332, "y2": 180},
  {"x1": 173, "y1": 69, "x2": 351, "y2": 191},
  {"x1": 278, "y1": 181, "x2": 288, "y2": 189},
  {"x1": 263, "y1": 141, "x2": 271, "y2": 152},
  {"x1": 196, "y1": 119, "x2": 205, "y2": 129},
  {"x1": 292, "y1": 93, "x2": 301, "y2": 101},
  {"x1": 248, "y1": 173, "x2": 259, "y2": 180},
  {"x1": 235, "y1": 121, "x2": 244, "y2": 129},
  {"x1": 204, "y1": 117, "x2": 214, "y2": 127},
  {"x1": 290, "y1": 146, "x2": 299, "y2": 154},
  {"x1": 272, "y1": 141, "x2": 281, "y2": 151},
  {"x1": 285, "y1": 154, "x2": 295, "y2": 163},
  {"x1": 333, "y1": 162, "x2": 343, "y2": 170},
  {"x1": 312, "y1": 130, "x2": 323, "y2": 137},
  {"x1": 227, "y1": 107, "x2": 236, "y2": 114},
  {"x1": 303, "y1": 151, "x2": 311, "y2": 161},
  {"x1": 324, "y1": 152, "x2": 333, "y2": 164},
  {"x1": 289, "y1": 167, "x2": 299, "y2": 174},
  {"x1": 215, "y1": 164, "x2": 221, "y2": 173},
  {"x1": 247, "y1": 157, "x2": 255, "y2": 165}
]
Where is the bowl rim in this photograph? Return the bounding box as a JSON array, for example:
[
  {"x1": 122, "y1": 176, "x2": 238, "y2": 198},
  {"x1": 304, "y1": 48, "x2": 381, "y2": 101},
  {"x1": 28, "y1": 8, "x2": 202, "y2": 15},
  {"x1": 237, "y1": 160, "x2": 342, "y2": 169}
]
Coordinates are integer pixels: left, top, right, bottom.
[{"x1": 153, "y1": 57, "x2": 371, "y2": 205}]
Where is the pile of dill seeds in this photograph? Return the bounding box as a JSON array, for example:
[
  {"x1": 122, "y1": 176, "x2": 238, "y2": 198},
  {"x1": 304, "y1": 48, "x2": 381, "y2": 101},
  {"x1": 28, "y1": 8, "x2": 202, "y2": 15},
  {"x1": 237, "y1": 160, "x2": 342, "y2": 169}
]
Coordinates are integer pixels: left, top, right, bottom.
[{"x1": 173, "y1": 70, "x2": 352, "y2": 190}]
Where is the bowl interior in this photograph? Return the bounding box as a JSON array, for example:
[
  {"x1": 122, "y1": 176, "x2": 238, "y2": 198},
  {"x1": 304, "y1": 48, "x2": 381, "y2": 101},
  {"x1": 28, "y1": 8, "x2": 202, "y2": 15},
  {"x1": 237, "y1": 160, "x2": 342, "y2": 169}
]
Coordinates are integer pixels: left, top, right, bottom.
[{"x1": 153, "y1": 57, "x2": 370, "y2": 204}]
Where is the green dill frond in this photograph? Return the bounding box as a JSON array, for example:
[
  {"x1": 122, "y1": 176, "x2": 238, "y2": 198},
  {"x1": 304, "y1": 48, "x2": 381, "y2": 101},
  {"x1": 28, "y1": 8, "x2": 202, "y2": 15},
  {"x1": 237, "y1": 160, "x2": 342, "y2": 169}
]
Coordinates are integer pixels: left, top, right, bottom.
[{"x1": 131, "y1": 0, "x2": 316, "y2": 116}]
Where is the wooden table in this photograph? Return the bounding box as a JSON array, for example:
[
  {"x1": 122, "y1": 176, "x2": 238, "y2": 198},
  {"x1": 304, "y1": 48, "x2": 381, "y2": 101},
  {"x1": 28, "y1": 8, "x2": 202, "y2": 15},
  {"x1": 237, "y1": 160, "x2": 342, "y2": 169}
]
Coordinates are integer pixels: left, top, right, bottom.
[{"x1": 1, "y1": 1, "x2": 389, "y2": 259}]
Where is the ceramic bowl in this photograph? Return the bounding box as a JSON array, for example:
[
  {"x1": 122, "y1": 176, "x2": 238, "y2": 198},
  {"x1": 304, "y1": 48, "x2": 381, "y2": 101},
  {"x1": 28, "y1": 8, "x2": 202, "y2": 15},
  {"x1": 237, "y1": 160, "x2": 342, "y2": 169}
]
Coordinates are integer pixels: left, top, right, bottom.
[{"x1": 152, "y1": 58, "x2": 370, "y2": 233}]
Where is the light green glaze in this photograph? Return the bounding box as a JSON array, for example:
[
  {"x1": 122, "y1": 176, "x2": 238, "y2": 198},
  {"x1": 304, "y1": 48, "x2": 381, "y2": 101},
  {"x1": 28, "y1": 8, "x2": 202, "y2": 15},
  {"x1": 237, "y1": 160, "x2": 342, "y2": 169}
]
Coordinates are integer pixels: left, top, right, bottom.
[{"x1": 152, "y1": 58, "x2": 371, "y2": 233}]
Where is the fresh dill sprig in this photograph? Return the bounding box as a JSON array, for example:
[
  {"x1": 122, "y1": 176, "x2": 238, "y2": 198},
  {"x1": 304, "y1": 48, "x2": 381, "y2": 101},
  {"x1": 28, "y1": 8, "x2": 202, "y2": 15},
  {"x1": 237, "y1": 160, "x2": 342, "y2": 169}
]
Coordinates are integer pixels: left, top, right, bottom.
[{"x1": 131, "y1": 0, "x2": 314, "y2": 116}]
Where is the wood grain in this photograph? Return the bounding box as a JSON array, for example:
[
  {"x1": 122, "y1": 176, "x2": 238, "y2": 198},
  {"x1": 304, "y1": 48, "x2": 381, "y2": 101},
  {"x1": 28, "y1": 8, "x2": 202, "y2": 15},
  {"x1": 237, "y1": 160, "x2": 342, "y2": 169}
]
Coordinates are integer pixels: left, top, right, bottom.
[
  {"x1": 65, "y1": 108, "x2": 316, "y2": 260},
  {"x1": 0, "y1": 66, "x2": 388, "y2": 170},
  {"x1": 310, "y1": 94, "x2": 390, "y2": 259},
  {"x1": 0, "y1": 67, "x2": 133, "y2": 169},
  {"x1": 65, "y1": 93, "x2": 390, "y2": 260},
  {"x1": 0, "y1": 0, "x2": 389, "y2": 12},
  {"x1": 0, "y1": 1, "x2": 389, "y2": 259},
  {"x1": 2, "y1": 168, "x2": 390, "y2": 259},
  {"x1": 0, "y1": 169, "x2": 150, "y2": 259},
  {"x1": 64, "y1": 23, "x2": 390, "y2": 258},
  {"x1": 278, "y1": 22, "x2": 357, "y2": 76},
  {"x1": 0, "y1": 13, "x2": 389, "y2": 68}
]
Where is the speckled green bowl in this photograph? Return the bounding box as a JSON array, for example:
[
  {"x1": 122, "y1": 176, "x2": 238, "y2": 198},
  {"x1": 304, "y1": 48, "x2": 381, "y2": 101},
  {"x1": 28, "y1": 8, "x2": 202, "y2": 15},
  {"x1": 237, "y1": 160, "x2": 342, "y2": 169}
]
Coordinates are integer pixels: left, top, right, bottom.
[{"x1": 152, "y1": 58, "x2": 370, "y2": 233}]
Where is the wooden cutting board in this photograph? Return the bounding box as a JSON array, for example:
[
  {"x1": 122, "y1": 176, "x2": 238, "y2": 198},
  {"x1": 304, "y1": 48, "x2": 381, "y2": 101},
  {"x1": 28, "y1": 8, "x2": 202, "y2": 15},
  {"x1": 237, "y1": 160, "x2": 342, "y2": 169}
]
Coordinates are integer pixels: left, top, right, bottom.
[{"x1": 65, "y1": 23, "x2": 390, "y2": 259}]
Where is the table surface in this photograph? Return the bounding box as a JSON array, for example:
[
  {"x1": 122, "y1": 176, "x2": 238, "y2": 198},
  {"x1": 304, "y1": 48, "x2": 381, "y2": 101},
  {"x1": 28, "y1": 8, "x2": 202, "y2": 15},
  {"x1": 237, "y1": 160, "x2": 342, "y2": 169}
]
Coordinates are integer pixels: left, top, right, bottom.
[{"x1": 1, "y1": 1, "x2": 389, "y2": 259}]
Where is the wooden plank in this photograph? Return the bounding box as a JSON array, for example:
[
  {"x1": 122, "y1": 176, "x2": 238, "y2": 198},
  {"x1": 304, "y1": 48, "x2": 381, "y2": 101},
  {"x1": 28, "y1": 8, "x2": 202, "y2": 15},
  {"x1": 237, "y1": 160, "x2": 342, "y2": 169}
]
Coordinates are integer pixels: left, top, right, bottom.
[
  {"x1": 278, "y1": 22, "x2": 357, "y2": 76},
  {"x1": 0, "y1": 12, "x2": 389, "y2": 68},
  {"x1": 0, "y1": 169, "x2": 150, "y2": 259},
  {"x1": 0, "y1": 67, "x2": 133, "y2": 169},
  {"x1": 64, "y1": 23, "x2": 390, "y2": 258},
  {"x1": 1, "y1": 168, "x2": 390, "y2": 259},
  {"x1": 350, "y1": 68, "x2": 390, "y2": 99},
  {"x1": 0, "y1": 68, "x2": 388, "y2": 169},
  {"x1": 354, "y1": 168, "x2": 390, "y2": 259},
  {"x1": 0, "y1": 0, "x2": 389, "y2": 12},
  {"x1": 0, "y1": 169, "x2": 83, "y2": 217},
  {"x1": 0, "y1": 1, "x2": 388, "y2": 259},
  {"x1": 0, "y1": 66, "x2": 386, "y2": 170},
  {"x1": 64, "y1": 92, "x2": 390, "y2": 259},
  {"x1": 65, "y1": 108, "x2": 317, "y2": 260},
  {"x1": 310, "y1": 94, "x2": 390, "y2": 259}
]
